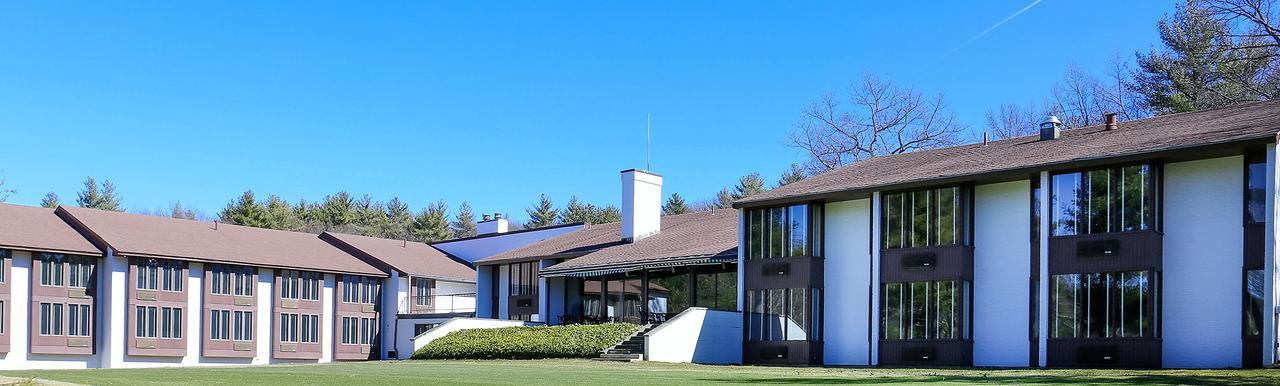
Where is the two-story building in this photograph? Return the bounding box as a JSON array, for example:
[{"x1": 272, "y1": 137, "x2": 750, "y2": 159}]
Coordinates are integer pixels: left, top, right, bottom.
[{"x1": 733, "y1": 101, "x2": 1280, "y2": 368}]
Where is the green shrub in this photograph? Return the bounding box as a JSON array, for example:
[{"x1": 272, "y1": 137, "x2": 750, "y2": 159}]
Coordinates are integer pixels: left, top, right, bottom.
[{"x1": 412, "y1": 323, "x2": 641, "y2": 360}]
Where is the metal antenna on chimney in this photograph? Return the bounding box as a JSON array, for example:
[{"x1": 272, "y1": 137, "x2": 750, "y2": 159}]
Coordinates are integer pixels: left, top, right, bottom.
[{"x1": 645, "y1": 113, "x2": 652, "y2": 171}]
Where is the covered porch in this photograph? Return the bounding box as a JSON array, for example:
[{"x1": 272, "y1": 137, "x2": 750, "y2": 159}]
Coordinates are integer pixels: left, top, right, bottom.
[{"x1": 542, "y1": 255, "x2": 737, "y2": 326}]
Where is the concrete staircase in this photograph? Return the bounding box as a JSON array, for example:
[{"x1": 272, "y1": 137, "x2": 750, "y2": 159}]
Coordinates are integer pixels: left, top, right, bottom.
[{"x1": 593, "y1": 324, "x2": 659, "y2": 362}]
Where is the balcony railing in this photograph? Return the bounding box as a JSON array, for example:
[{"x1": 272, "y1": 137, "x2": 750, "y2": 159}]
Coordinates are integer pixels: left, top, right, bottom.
[{"x1": 399, "y1": 293, "x2": 476, "y2": 315}]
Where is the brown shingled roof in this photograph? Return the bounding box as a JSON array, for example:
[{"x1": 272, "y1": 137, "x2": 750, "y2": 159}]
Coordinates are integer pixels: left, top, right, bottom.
[
  {"x1": 321, "y1": 232, "x2": 475, "y2": 283},
  {"x1": 0, "y1": 203, "x2": 100, "y2": 256},
  {"x1": 737, "y1": 100, "x2": 1280, "y2": 207},
  {"x1": 544, "y1": 209, "x2": 738, "y2": 274},
  {"x1": 57, "y1": 206, "x2": 386, "y2": 276}
]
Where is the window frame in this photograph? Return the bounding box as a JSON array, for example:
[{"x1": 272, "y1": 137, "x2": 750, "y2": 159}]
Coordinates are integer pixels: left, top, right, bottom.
[
  {"x1": 745, "y1": 203, "x2": 825, "y2": 260},
  {"x1": 1049, "y1": 162, "x2": 1161, "y2": 237}
]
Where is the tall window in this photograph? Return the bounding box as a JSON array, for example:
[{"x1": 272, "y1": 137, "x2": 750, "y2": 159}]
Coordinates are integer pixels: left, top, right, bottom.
[
  {"x1": 342, "y1": 275, "x2": 380, "y2": 304},
  {"x1": 211, "y1": 310, "x2": 230, "y2": 340},
  {"x1": 39, "y1": 303, "x2": 63, "y2": 336},
  {"x1": 68, "y1": 304, "x2": 90, "y2": 337},
  {"x1": 0, "y1": 249, "x2": 8, "y2": 283},
  {"x1": 302, "y1": 314, "x2": 319, "y2": 343},
  {"x1": 340, "y1": 316, "x2": 376, "y2": 345},
  {"x1": 745, "y1": 288, "x2": 821, "y2": 342},
  {"x1": 233, "y1": 311, "x2": 253, "y2": 341},
  {"x1": 67, "y1": 256, "x2": 93, "y2": 289},
  {"x1": 695, "y1": 270, "x2": 738, "y2": 311},
  {"x1": 138, "y1": 259, "x2": 183, "y2": 292},
  {"x1": 341, "y1": 316, "x2": 357, "y2": 344},
  {"x1": 39, "y1": 253, "x2": 66, "y2": 286},
  {"x1": 1246, "y1": 270, "x2": 1265, "y2": 336},
  {"x1": 746, "y1": 204, "x2": 823, "y2": 259},
  {"x1": 1247, "y1": 153, "x2": 1267, "y2": 224},
  {"x1": 211, "y1": 265, "x2": 254, "y2": 296},
  {"x1": 508, "y1": 262, "x2": 539, "y2": 296},
  {"x1": 1051, "y1": 271, "x2": 1153, "y2": 338},
  {"x1": 882, "y1": 280, "x2": 968, "y2": 340},
  {"x1": 281, "y1": 313, "x2": 299, "y2": 343},
  {"x1": 414, "y1": 278, "x2": 433, "y2": 306},
  {"x1": 1052, "y1": 165, "x2": 1155, "y2": 236},
  {"x1": 281, "y1": 270, "x2": 318, "y2": 300},
  {"x1": 882, "y1": 187, "x2": 966, "y2": 249},
  {"x1": 162, "y1": 307, "x2": 181, "y2": 339},
  {"x1": 136, "y1": 306, "x2": 157, "y2": 338}
]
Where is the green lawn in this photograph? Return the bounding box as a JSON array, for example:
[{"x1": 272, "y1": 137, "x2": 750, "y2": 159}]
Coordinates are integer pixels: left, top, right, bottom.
[{"x1": 1, "y1": 360, "x2": 1277, "y2": 385}]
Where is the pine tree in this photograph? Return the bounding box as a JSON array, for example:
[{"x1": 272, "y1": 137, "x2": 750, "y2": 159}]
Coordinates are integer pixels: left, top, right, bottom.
[
  {"x1": 40, "y1": 192, "x2": 59, "y2": 208},
  {"x1": 776, "y1": 164, "x2": 807, "y2": 188},
  {"x1": 76, "y1": 176, "x2": 123, "y2": 211},
  {"x1": 593, "y1": 205, "x2": 622, "y2": 224},
  {"x1": 169, "y1": 201, "x2": 197, "y2": 220},
  {"x1": 451, "y1": 201, "x2": 477, "y2": 238},
  {"x1": 319, "y1": 192, "x2": 357, "y2": 227},
  {"x1": 663, "y1": 193, "x2": 689, "y2": 215},
  {"x1": 525, "y1": 194, "x2": 559, "y2": 228},
  {"x1": 219, "y1": 191, "x2": 270, "y2": 227},
  {"x1": 1133, "y1": 1, "x2": 1277, "y2": 114},
  {"x1": 560, "y1": 196, "x2": 592, "y2": 224},
  {"x1": 382, "y1": 197, "x2": 414, "y2": 240},
  {"x1": 264, "y1": 195, "x2": 299, "y2": 230},
  {"x1": 714, "y1": 188, "x2": 735, "y2": 209},
  {"x1": 411, "y1": 201, "x2": 451, "y2": 242},
  {"x1": 733, "y1": 172, "x2": 767, "y2": 200}
]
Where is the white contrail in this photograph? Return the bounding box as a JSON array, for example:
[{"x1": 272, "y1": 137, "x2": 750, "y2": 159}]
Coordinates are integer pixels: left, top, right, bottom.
[{"x1": 938, "y1": 0, "x2": 1044, "y2": 60}]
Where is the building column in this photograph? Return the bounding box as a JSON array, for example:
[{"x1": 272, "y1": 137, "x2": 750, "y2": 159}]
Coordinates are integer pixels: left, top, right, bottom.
[
  {"x1": 475, "y1": 266, "x2": 493, "y2": 319},
  {"x1": 1038, "y1": 171, "x2": 1051, "y2": 367},
  {"x1": 103, "y1": 249, "x2": 128, "y2": 368},
  {"x1": 255, "y1": 268, "x2": 273, "y2": 364},
  {"x1": 182, "y1": 263, "x2": 204, "y2": 365},
  {"x1": 737, "y1": 208, "x2": 746, "y2": 312},
  {"x1": 870, "y1": 191, "x2": 882, "y2": 366},
  {"x1": 320, "y1": 273, "x2": 335, "y2": 363},
  {"x1": 1266, "y1": 143, "x2": 1278, "y2": 366}
]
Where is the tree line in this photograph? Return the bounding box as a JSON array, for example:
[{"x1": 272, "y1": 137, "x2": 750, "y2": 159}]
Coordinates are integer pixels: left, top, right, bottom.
[{"x1": 790, "y1": 0, "x2": 1280, "y2": 172}]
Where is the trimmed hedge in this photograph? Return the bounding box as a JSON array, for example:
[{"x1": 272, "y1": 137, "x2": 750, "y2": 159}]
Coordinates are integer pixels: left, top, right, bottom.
[{"x1": 412, "y1": 323, "x2": 641, "y2": 360}]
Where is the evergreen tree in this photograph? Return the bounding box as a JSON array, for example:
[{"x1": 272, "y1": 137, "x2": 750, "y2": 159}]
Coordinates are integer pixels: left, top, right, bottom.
[
  {"x1": 776, "y1": 164, "x2": 807, "y2": 188},
  {"x1": 76, "y1": 176, "x2": 123, "y2": 211},
  {"x1": 732, "y1": 172, "x2": 767, "y2": 200},
  {"x1": 382, "y1": 197, "x2": 414, "y2": 240},
  {"x1": 663, "y1": 193, "x2": 689, "y2": 215},
  {"x1": 264, "y1": 195, "x2": 299, "y2": 230},
  {"x1": 411, "y1": 201, "x2": 451, "y2": 242},
  {"x1": 219, "y1": 191, "x2": 271, "y2": 227},
  {"x1": 593, "y1": 205, "x2": 622, "y2": 224},
  {"x1": 714, "y1": 187, "x2": 735, "y2": 209},
  {"x1": 1134, "y1": 1, "x2": 1278, "y2": 114},
  {"x1": 451, "y1": 201, "x2": 477, "y2": 238},
  {"x1": 169, "y1": 201, "x2": 197, "y2": 220},
  {"x1": 560, "y1": 196, "x2": 592, "y2": 224},
  {"x1": 525, "y1": 194, "x2": 559, "y2": 228},
  {"x1": 40, "y1": 192, "x2": 59, "y2": 208},
  {"x1": 319, "y1": 192, "x2": 358, "y2": 227}
]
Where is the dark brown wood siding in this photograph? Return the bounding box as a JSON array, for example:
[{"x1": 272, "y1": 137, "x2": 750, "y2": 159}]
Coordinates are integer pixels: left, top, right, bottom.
[
  {"x1": 743, "y1": 341, "x2": 823, "y2": 366},
  {"x1": 743, "y1": 256, "x2": 824, "y2": 290},
  {"x1": 880, "y1": 245, "x2": 974, "y2": 282},
  {"x1": 1046, "y1": 338, "x2": 1161, "y2": 368},
  {"x1": 879, "y1": 340, "x2": 972, "y2": 366},
  {"x1": 1244, "y1": 224, "x2": 1264, "y2": 269},
  {"x1": 1047, "y1": 231, "x2": 1163, "y2": 274}
]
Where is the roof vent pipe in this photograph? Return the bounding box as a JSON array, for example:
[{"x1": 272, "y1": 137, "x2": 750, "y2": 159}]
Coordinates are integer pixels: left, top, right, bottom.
[
  {"x1": 1040, "y1": 116, "x2": 1062, "y2": 140},
  {"x1": 1104, "y1": 112, "x2": 1118, "y2": 130}
]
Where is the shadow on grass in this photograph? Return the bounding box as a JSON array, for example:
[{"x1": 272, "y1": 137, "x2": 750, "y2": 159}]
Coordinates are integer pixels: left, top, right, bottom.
[{"x1": 698, "y1": 373, "x2": 1278, "y2": 385}]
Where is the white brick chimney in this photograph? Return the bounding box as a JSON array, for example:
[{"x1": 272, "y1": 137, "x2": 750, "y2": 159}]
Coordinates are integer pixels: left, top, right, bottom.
[
  {"x1": 621, "y1": 169, "x2": 662, "y2": 242},
  {"x1": 477, "y1": 212, "x2": 509, "y2": 235}
]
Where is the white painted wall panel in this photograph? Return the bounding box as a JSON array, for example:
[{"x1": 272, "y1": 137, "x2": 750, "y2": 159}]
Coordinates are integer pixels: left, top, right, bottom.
[
  {"x1": 822, "y1": 199, "x2": 872, "y2": 366},
  {"x1": 973, "y1": 180, "x2": 1031, "y2": 367},
  {"x1": 645, "y1": 308, "x2": 742, "y2": 364},
  {"x1": 1163, "y1": 156, "x2": 1244, "y2": 368}
]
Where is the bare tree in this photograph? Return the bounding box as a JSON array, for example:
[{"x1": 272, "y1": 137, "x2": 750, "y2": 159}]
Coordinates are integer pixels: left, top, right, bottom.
[
  {"x1": 984, "y1": 102, "x2": 1041, "y2": 139},
  {"x1": 1199, "y1": 0, "x2": 1280, "y2": 48},
  {"x1": 1097, "y1": 56, "x2": 1152, "y2": 120},
  {"x1": 790, "y1": 73, "x2": 965, "y2": 172},
  {"x1": 1050, "y1": 64, "x2": 1104, "y2": 128}
]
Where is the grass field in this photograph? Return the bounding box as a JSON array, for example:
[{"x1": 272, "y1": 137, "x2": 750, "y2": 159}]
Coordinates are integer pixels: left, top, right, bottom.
[{"x1": 2, "y1": 359, "x2": 1278, "y2": 385}]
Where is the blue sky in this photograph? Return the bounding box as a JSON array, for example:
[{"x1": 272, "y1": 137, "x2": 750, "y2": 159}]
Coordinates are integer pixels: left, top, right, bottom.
[{"x1": 0, "y1": 1, "x2": 1173, "y2": 222}]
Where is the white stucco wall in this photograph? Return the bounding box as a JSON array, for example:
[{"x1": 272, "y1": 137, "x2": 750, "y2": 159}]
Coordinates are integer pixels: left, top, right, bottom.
[
  {"x1": 1163, "y1": 156, "x2": 1245, "y2": 368},
  {"x1": 475, "y1": 266, "x2": 495, "y2": 318},
  {"x1": 972, "y1": 180, "x2": 1032, "y2": 367},
  {"x1": 822, "y1": 199, "x2": 873, "y2": 366},
  {"x1": 645, "y1": 308, "x2": 742, "y2": 364},
  {"x1": 321, "y1": 273, "x2": 335, "y2": 363}
]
